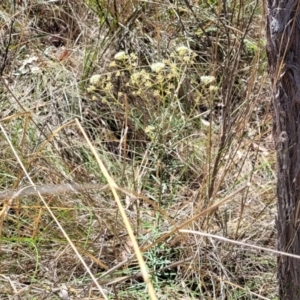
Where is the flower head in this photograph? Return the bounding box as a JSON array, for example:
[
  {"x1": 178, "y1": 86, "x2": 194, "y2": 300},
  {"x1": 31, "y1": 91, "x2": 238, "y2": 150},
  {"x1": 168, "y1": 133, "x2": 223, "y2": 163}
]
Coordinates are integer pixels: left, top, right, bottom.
[
  {"x1": 90, "y1": 74, "x2": 101, "y2": 85},
  {"x1": 151, "y1": 62, "x2": 165, "y2": 73},
  {"x1": 131, "y1": 72, "x2": 141, "y2": 85},
  {"x1": 176, "y1": 46, "x2": 191, "y2": 56},
  {"x1": 87, "y1": 85, "x2": 96, "y2": 93},
  {"x1": 109, "y1": 61, "x2": 117, "y2": 68},
  {"x1": 200, "y1": 76, "x2": 216, "y2": 85},
  {"x1": 209, "y1": 85, "x2": 218, "y2": 92},
  {"x1": 145, "y1": 125, "x2": 155, "y2": 134},
  {"x1": 114, "y1": 51, "x2": 128, "y2": 61},
  {"x1": 130, "y1": 52, "x2": 137, "y2": 60},
  {"x1": 145, "y1": 125, "x2": 156, "y2": 141}
]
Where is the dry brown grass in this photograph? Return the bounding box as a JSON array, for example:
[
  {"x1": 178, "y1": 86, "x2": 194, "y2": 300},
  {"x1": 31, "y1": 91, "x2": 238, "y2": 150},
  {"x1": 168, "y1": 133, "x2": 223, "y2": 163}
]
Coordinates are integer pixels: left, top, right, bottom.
[{"x1": 0, "y1": 0, "x2": 277, "y2": 299}]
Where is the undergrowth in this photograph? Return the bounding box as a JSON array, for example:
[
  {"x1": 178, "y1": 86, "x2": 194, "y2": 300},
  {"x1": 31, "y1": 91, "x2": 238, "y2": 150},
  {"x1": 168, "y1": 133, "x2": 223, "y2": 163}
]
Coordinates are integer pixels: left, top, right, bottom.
[{"x1": 0, "y1": 0, "x2": 277, "y2": 299}]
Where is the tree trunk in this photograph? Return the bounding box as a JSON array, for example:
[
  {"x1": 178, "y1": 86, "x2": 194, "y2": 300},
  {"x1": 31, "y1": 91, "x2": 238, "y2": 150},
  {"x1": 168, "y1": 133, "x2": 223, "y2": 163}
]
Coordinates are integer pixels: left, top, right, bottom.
[{"x1": 266, "y1": 1, "x2": 300, "y2": 298}]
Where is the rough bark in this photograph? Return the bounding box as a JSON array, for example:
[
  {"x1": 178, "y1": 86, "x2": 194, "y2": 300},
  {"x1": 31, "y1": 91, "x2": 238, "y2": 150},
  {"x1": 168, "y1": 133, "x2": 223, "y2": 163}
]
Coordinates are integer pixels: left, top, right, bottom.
[{"x1": 266, "y1": 0, "x2": 300, "y2": 298}]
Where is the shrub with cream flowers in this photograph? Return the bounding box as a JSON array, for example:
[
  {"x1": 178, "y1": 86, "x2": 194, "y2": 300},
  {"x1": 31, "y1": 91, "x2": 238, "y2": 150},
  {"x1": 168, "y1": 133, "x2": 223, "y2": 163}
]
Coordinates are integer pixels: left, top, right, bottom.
[{"x1": 86, "y1": 47, "x2": 218, "y2": 142}]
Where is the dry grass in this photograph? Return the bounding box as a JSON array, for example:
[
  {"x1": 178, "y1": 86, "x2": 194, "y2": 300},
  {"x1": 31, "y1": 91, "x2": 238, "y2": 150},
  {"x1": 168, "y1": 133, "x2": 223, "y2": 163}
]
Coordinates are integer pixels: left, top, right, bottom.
[{"x1": 0, "y1": 0, "x2": 277, "y2": 299}]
